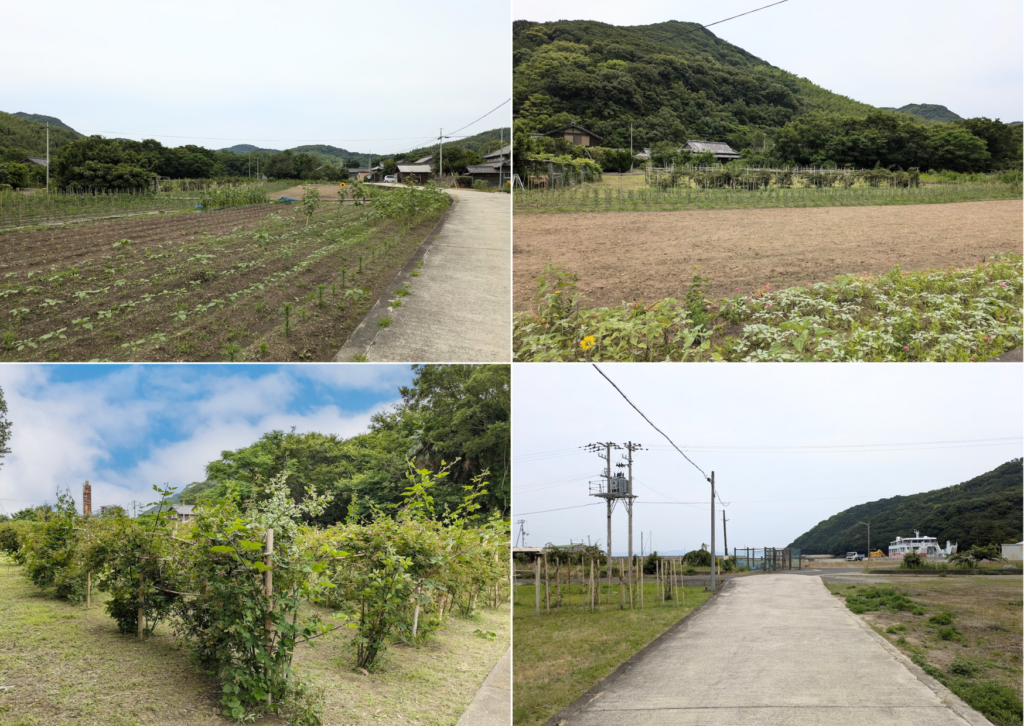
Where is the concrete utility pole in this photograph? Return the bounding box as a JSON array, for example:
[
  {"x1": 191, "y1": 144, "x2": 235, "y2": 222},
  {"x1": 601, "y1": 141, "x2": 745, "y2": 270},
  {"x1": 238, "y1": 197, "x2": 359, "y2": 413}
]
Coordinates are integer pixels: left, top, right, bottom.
[
  {"x1": 859, "y1": 521, "x2": 871, "y2": 560},
  {"x1": 439, "y1": 128, "x2": 444, "y2": 180},
  {"x1": 46, "y1": 123, "x2": 49, "y2": 193},
  {"x1": 516, "y1": 519, "x2": 528, "y2": 548},
  {"x1": 723, "y1": 511, "x2": 729, "y2": 559},
  {"x1": 498, "y1": 127, "x2": 504, "y2": 188},
  {"x1": 710, "y1": 471, "x2": 716, "y2": 592},
  {"x1": 623, "y1": 441, "x2": 641, "y2": 608}
]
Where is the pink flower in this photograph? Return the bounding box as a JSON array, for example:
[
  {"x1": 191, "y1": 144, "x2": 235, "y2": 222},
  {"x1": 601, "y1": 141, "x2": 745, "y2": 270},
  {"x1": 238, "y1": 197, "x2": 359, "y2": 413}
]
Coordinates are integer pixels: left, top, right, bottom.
[
  {"x1": 984, "y1": 336, "x2": 990, "y2": 340},
  {"x1": 903, "y1": 346, "x2": 909, "y2": 350},
  {"x1": 765, "y1": 301, "x2": 772, "y2": 307},
  {"x1": 735, "y1": 288, "x2": 742, "y2": 292},
  {"x1": 999, "y1": 318, "x2": 1005, "y2": 321}
]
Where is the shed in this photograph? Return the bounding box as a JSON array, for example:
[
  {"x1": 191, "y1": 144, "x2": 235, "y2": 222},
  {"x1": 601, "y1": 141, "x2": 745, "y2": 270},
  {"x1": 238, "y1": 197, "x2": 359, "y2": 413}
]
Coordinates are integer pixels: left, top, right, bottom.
[
  {"x1": 543, "y1": 122, "x2": 602, "y2": 147},
  {"x1": 1001, "y1": 542, "x2": 1023, "y2": 561},
  {"x1": 396, "y1": 164, "x2": 432, "y2": 184},
  {"x1": 348, "y1": 168, "x2": 374, "y2": 182},
  {"x1": 168, "y1": 504, "x2": 195, "y2": 523},
  {"x1": 464, "y1": 159, "x2": 510, "y2": 187},
  {"x1": 681, "y1": 140, "x2": 740, "y2": 162},
  {"x1": 23, "y1": 157, "x2": 48, "y2": 167}
]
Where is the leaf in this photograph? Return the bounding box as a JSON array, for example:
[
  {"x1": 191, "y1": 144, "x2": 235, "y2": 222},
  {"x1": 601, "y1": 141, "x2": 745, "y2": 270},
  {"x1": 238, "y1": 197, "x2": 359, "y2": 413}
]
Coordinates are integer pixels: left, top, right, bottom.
[
  {"x1": 208, "y1": 545, "x2": 234, "y2": 553},
  {"x1": 238, "y1": 540, "x2": 263, "y2": 551}
]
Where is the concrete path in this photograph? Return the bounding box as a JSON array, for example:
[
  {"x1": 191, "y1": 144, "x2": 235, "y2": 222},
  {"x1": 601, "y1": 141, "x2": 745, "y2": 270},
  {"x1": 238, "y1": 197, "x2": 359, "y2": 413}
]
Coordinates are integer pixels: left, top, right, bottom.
[
  {"x1": 555, "y1": 574, "x2": 991, "y2": 726},
  {"x1": 334, "y1": 189, "x2": 510, "y2": 362},
  {"x1": 457, "y1": 646, "x2": 511, "y2": 726}
]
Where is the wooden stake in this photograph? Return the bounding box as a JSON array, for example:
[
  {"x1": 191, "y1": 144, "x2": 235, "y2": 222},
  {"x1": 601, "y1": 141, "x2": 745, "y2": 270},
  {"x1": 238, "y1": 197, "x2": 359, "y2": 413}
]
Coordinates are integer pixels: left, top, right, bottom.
[
  {"x1": 535, "y1": 556, "x2": 540, "y2": 615},
  {"x1": 590, "y1": 558, "x2": 595, "y2": 612},
  {"x1": 619, "y1": 558, "x2": 624, "y2": 609},
  {"x1": 544, "y1": 553, "x2": 550, "y2": 613},
  {"x1": 86, "y1": 571, "x2": 91, "y2": 609},
  {"x1": 265, "y1": 528, "x2": 274, "y2": 706}
]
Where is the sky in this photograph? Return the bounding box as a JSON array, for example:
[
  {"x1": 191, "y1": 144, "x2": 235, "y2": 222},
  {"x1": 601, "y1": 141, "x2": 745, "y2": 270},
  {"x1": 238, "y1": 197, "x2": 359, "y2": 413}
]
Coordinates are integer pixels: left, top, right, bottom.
[
  {"x1": 1, "y1": 1, "x2": 512, "y2": 153},
  {"x1": 512, "y1": 364, "x2": 1023, "y2": 556},
  {"x1": 513, "y1": 0, "x2": 1024, "y2": 123},
  {"x1": 0, "y1": 364, "x2": 415, "y2": 517}
]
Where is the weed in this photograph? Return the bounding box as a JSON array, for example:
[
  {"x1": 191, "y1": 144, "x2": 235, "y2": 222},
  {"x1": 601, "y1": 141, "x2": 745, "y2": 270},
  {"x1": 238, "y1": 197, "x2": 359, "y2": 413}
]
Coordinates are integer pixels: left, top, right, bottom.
[
  {"x1": 259, "y1": 340, "x2": 269, "y2": 356},
  {"x1": 938, "y1": 626, "x2": 963, "y2": 641},
  {"x1": 395, "y1": 284, "x2": 411, "y2": 297},
  {"x1": 410, "y1": 270, "x2": 420, "y2": 277},
  {"x1": 350, "y1": 354, "x2": 369, "y2": 362},
  {"x1": 886, "y1": 625, "x2": 907, "y2": 634},
  {"x1": 473, "y1": 629, "x2": 497, "y2": 641},
  {"x1": 377, "y1": 317, "x2": 393, "y2": 329},
  {"x1": 949, "y1": 658, "x2": 980, "y2": 677},
  {"x1": 929, "y1": 612, "x2": 955, "y2": 625},
  {"x1": 221, "y1": 343, "x2": 244, "y2": 362},
  {"x1": 280, "y1": 302, "x2": 293, "y2": 337},
  {"x1": 316, "y1": 284, "x2": 325, "y2": 308},
  {"x1": 358, "y1": 256, "x2": 364, "y2": 273}
]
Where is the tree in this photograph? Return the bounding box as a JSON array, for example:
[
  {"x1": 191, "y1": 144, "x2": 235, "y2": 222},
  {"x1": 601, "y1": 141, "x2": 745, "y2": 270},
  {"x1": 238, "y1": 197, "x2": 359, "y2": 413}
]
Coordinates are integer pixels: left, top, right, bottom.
[
  {"x1": 0, "y1": 385, "x2": 14, "y2": 467},
  {"x1": 948, "y1": 545, "x2": 1006, "y2": 568},
  {"x1": 381, "y1": 158, "x2": 398, "y2": 176}
]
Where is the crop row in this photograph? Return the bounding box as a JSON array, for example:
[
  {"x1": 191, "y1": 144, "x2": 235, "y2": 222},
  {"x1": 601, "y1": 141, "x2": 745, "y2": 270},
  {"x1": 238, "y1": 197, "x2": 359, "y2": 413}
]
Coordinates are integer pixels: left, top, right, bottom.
[
  {"x1": 513, "y1": 255, "x2": 1023, "y2": 362},
  {"x1": 513, "y1": 180, "x2": 1024, "y2": 213}
]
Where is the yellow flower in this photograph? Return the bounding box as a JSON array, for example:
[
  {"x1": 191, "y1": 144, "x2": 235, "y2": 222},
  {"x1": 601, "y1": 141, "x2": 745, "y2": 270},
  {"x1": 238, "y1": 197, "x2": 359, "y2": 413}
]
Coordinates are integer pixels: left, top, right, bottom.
[
  {"x1": 580, "y1": 335, "x2": 596, "y2": 351},
  {"x1": 339, "y1": 182, "x2": 347, "y2": 188}
]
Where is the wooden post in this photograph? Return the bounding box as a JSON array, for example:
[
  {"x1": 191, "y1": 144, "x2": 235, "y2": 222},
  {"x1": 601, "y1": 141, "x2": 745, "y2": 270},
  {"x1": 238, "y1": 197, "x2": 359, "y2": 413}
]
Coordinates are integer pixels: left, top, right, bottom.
[
  {"x1": 640, "y1": 557, "x2": 644, "y2": 609},
  {"x1": 619, "y1": 558, "x2": 624, "y2": 609},
  {"x1": 412, "y1": 581, "x2": 422, "y2": 637},
  {"x1": 555, "y1": 558, "x2": 561, "y2": 608},
  {"x1": 544, "y1": 553, "x2": 550, "y2": 612},
  {"x1": 678, "y1": 559, "x2": 684, "y2": 606},
  {"x1": 86, "y1": 571, "x2": 91, "y2": 609},
  {"x1": 590, "y1": 558, "x2": 595, "y2": 612},
  {"x1": 265, "y1": 528, "x2": 274, "y2": 706},
  {"x1": 535, "y1": 556, "x2": 540, "y2": 615},
  {"x1": 138, "y1": 574, "x2": 144, "y2": 640}
]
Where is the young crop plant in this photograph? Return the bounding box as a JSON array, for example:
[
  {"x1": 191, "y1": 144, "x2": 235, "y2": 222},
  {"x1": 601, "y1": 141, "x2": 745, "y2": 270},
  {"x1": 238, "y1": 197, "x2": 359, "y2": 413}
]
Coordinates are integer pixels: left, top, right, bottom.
[
  {"x1": 301, "y1": 187, "x2": 321, "y2": 226},
  {"x1": 280, "y1": 302, "x2": 293, "y2": 337}
]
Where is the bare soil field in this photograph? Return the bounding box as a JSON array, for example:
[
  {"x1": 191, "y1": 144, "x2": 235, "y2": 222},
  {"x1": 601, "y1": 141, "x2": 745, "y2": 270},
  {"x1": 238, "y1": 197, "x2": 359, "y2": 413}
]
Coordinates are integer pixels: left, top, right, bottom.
[
  {"x1": 0, "y1": 198, "x2": 446, "y2": 362},
  {"x1": 513, "y1": 199, "x2": 1023, "y2": 310}
]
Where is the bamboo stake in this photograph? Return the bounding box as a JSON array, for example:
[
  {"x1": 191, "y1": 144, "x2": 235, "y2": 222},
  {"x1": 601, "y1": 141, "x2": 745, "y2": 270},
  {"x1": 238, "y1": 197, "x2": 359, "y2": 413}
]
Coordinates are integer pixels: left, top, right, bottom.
[
  {"x1": 544, "y1": 553, "x2": 550, "y2": 612},
  {"x1": 265, "y1": 528, "x2": 274, "y2": 705}
]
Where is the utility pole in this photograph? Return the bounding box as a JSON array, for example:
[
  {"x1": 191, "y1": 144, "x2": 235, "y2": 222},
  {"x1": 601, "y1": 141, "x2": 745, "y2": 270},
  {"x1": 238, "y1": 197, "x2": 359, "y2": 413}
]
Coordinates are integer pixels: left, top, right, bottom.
[
  {"x1": 629, "y1": 123, "x2": 633, "y2": 172},
  {"x1": 439, "y1": 128, "x2": 444, "y2": 181},
  {"x1": 858, "y1": 521, "x2": 871, "y2": 562},
  {"x1": 587, "y1": 441, "x2": 621, "y2": 604},
  {"x1": 723, "y1": 511, "x2": 729, "y2": 560},
  {"x1": 498, "y1": 127, "x2": 504, "y2": 188},
  {"x1": 516, "y1": 519, "x2": 529, "y2": 548},
  {"x1": 623, "y1": 441, "x2": 641, "y2": 608},
  {"x1": 709, "y1": 471, "x2": 716, "y2": 592}
]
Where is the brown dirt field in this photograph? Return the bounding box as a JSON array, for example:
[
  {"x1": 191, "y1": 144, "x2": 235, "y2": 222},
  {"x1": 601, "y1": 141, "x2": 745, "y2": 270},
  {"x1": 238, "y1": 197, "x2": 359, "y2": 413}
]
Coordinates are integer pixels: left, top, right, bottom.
[{"x1": 512, "y1": 200, "x2": 1023, "y2": 310}]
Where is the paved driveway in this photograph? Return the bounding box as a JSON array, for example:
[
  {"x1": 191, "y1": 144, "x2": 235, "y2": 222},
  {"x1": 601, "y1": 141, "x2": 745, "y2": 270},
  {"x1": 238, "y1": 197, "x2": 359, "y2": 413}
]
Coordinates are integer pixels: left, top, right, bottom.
[{"x1": 556, "y1": 574, "x2": 990, "y2": 726}]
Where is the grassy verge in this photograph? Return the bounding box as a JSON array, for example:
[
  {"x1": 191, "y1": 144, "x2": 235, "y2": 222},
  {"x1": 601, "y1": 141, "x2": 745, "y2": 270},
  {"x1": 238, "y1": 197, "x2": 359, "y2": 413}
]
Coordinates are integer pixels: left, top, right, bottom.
[
  {"x1": 0, "y1": 562, "x2": 509, "y2": 726},
  {"x1": 513, "y1": 254, "x2": 1023, "y2": 362},
  {"x1": 513, "y1": 581, "x2": 711, "y2": 726},
  {"x1": 513, "y1": 180, "x2": 1022, "y2": 214},
  {"x1": 828, "y1": 579, "x2": 1022, "y2": 726}
]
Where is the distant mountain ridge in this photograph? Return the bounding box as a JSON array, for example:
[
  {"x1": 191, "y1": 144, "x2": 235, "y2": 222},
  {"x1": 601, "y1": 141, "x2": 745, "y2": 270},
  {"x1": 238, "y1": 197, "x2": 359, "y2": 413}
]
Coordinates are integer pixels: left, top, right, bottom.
[
  {"x1": 12, "y1": 112, "x2": 81, "y2": 134},
  {"x1": 787, "y1": 460, "x2": 1023, "y2": 556},
  {"x1": 880, "y1": 103, "x2": 964, "y2": 122}
]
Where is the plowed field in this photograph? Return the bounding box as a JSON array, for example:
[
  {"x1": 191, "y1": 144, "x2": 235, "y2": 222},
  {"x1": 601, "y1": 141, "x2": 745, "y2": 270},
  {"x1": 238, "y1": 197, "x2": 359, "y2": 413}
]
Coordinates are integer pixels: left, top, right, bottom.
[
  {"x1": 513, "y1": 200, "x2": 1023, "y2": 310},
  {"x1": 0, "y1": 199, "x2": 446, "y2": 362}
]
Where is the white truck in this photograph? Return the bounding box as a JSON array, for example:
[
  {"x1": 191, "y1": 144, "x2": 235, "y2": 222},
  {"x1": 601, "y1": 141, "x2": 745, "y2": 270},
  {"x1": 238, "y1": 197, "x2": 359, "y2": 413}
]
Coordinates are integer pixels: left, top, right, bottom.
[{"x1": 846, "y1": 551, "x2": 865, "y2": 561}]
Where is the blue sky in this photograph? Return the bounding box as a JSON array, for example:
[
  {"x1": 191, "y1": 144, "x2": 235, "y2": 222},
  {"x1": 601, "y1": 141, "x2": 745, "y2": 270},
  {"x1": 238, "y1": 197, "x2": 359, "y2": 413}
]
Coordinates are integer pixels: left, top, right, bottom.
[
  {"x1": 512, "y1": 364, "x2": 1023, "y2": 555},
  {"x1": 0, "y1": 364, "x2": 415, "y2": 516},
  {"x1": 2, "y1": 1, "x2": 512, "y2": 153},
  {"x1": 514, "y1": 0, "x2": 1024, "y2": 123}
]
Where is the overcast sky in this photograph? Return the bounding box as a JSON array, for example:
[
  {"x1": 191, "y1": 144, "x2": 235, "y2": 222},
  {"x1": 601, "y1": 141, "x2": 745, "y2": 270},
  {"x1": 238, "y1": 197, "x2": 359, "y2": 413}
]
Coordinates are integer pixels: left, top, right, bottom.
[
  {"x1": 2, "y1": 1, "x2": 511, "y2": 153},
  {"x1": 512, "y1": 365, "x2": 1023, "y2": 556},
  {"x1": 514, "y1": 0, "x2": 1023, "y2": 123},
  {"x1": 0, "y1": 364, "x2": 415, "y2": 517}
]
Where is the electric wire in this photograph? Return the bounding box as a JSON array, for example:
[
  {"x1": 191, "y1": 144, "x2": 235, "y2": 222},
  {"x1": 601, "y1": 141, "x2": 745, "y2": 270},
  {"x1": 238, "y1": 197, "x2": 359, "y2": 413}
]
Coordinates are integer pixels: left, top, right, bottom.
[{"x1": 655, "y1": 0, "x2": 791, "y2": 44}]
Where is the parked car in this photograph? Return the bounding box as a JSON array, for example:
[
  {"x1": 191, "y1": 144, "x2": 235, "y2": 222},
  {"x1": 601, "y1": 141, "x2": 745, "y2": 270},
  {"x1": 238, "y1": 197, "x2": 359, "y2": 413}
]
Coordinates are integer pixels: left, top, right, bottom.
[
  {"x1": 383, "y1": 175, "x2": 397, "y2": 183},
  {"x1": 846, "y1": 552, "x2": 865, "y2": 561}
]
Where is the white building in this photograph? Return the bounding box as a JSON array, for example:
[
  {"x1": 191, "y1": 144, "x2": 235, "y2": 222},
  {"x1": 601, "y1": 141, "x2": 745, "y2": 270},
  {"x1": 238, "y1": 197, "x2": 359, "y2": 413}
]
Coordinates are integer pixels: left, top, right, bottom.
[{"x1": 1001, "y1": 542, "x2": 1023, "y2": 561}]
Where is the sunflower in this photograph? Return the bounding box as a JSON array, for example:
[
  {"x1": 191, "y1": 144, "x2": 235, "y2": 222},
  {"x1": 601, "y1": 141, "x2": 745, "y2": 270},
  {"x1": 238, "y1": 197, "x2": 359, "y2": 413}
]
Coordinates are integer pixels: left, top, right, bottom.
[
  {"x1": 580, "y1": 335, "x2": 596, "y2": 351},
  {"x1": 339, "y1": 182, "x2": 347, "y2": 188}
]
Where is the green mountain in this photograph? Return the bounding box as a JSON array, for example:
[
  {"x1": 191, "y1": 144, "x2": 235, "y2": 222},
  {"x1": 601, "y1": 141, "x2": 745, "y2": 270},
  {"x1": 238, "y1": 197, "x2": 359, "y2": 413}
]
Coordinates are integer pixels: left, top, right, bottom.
[
  {"x1": 221, "y1": 143, "x2": 281, "y2": 155},
  {"x1": 788, "y1": 460, "x2": 1023, "y2": 556},
  {"x1": 880, "y1": 103, "x2": 963, "y2": 122},
  {"x1": 12, "y1": 112, "x2": 81, "y2": 134},
  {"x1": 0, "y1": 110, "x2": 83, "y2": 162},
  {"x1": 513, "y1": 19, "x2": 876, "y2": 150}
]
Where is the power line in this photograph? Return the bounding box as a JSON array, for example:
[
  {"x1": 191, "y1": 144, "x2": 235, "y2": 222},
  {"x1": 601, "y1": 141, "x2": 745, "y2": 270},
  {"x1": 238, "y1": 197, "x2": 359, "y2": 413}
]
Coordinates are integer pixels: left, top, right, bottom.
[
  {"x1": 592, "y1": 364, "x2": 709, "y2": 480},
  {"x1": 446, "y1": 99, "x2": 511, "y2": 136},
  {"x1": 513, "y1": 502, "x2": 603, "y2": 517},
  {"x1": 656, "y1": 0, "x2": 791, "y2": 44}
]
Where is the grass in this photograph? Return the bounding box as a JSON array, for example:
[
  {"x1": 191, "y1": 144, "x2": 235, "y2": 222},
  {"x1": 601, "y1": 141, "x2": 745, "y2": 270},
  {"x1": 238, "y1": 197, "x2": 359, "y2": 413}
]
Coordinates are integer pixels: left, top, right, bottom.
[
  {"x1": 513, "y1": 254, "x2": 1023, "y2": 362},
  {"x1": 513, "y1": 178, "x2": 1023, "y2": 214},
  {"x1": 0, "y1": 189, "x2": 200, "y2": 229},
  {"x1": 0, "y1": 561, "x2": 509, "y2": 726},
  {"x1": 512, "y1": 581, "x2": 711, "y2": 726},
  {"x1": 828, "y1": 578, "x2": 1022, "y2": 726}
]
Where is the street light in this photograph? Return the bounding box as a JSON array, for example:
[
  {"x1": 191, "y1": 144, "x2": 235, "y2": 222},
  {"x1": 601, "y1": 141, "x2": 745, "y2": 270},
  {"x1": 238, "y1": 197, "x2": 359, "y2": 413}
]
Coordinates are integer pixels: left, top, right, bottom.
[{"x1": 858, "y1": 521, "x2": 871, "y2": 564}]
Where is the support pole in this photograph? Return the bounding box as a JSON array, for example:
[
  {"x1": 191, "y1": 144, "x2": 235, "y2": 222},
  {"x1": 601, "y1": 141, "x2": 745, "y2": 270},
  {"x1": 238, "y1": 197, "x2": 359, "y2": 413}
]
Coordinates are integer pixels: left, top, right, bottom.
[
  {"x1": 535, "y1": 555, "x2": 540, "y2": 615},
  {"x1": 544, "y1": 553, "x2": 550, "y2": 612},
  {"x1": 710, "y1": 471, "x2": 716, "y2": 592},
  {"x1": 590, "y1": 558, "x2": 595, "y2": 612}
]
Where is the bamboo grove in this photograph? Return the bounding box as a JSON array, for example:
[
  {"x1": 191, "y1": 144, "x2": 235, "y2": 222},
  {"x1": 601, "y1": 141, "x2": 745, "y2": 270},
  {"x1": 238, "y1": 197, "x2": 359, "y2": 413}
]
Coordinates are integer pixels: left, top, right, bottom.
[{"x1": 0, "y1": 465, "x2": 509, "y2": 726}]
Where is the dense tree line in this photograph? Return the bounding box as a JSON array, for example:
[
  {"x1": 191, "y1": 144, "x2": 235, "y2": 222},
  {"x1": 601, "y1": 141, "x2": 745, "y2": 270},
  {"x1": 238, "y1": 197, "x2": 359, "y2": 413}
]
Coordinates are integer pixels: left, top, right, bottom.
[
  {"x1": 513, "y1": 20, "x2": 1023, "y2": 173},
  {"x1": 787, "y1": 460, "x2": 1023, "y2": 556},
  {"x1": 174, "y1": 364, "x2": 509, "y2": 524}
]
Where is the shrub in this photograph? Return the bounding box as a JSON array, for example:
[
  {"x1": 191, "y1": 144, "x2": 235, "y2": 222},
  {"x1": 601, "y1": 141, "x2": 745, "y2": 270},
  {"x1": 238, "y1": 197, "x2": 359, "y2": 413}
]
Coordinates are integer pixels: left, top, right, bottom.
[
  {"x1": 472, "y1": 180, "x2": 491, "y2": 191},
  {"x1": 928, "y1": 612, "x2": 954, "y2": 625},
  {"x1": 456, "y1": 175, "x2": 473, "y2": 188},
  {"x1": 901, "y1": 552, "x2": 924, "y2": 568},
  {"x1": 938, "y1": 626, "x2": 962, "y2": 641},
  {"x1": 20, "y1": 489, "x2": 88, "y2": 602},
  {"x1": 948, "y1": 658, "x2": 979, "y2": 677}
]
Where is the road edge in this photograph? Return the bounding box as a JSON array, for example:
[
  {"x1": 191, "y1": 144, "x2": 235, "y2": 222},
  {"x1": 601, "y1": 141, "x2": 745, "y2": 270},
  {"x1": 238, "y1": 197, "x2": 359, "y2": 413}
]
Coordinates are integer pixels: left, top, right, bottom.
[
  {"x1": 456, "y1": 646, "x2": 511, "y2": 726},
  {"x1": 332, "y1": 199, "x2": 454, "y2": 362},
  {"x1": 825, "y1": 579, "x2": 995, "y2": 726},
  {"x1": 540, "y1": 580, "x2": 733, "y2": 726}
]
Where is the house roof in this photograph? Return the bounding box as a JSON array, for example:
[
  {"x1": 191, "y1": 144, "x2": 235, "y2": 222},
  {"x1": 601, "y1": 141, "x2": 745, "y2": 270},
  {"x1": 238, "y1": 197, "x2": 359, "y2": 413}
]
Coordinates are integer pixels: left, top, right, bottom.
[
  {"x1": 396, "y1": 164, "x2": 432, "y2": 173},
  {"x1": 23, "y1": 157, "x2": 48, "y2": 166},
  {"x1": 635, "y1": 148, "x2": 652, "y2": 160},
  {"x1": 465, "y1": 161, "x2": 510, "y2": 174},
  {"x1": 544, "y1": 122, "x2": 603, "y2": 143},
  {"x1": 483, "y1": 145, "x2": 511, "y2": 159},
  {"x1": 683, "y1": 140, "x2": 740, "y2": 157},
  {"x1": 174, "y1": 504, "x2": 195, "y2": 515},
  {"x1": 413, "y1": 155, "x2": 434, "y2": 165}
]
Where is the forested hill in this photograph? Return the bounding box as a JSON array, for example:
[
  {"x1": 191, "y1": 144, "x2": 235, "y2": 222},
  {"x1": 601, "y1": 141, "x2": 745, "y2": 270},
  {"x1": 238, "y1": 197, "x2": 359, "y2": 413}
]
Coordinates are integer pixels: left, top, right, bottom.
[
  {"x1": 0, "y1": 110, "x2": 82, "y2": 162},
  {"x1": 881, "y1": 104, "x2": 964, "y2": 122},
  {"x1": 513, "y1": 18, "x2": 875, "y2": 150},
  {"x1": 787, "y1": 460, "x2": 1023, "y2": 556}
]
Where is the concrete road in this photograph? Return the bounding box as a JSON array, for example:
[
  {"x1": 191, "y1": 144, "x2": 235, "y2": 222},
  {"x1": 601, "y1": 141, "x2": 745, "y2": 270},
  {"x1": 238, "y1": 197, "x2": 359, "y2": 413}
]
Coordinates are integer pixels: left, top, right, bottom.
[
  {"x1": 554, "y1": 574, "x2": 991, "y2": 726},
  {"x1": 457, "y1": 647, "x2": 511, "y2": 726},
  {"x1": 334, "y1": 189, "x2": 510, "y2": 362}
]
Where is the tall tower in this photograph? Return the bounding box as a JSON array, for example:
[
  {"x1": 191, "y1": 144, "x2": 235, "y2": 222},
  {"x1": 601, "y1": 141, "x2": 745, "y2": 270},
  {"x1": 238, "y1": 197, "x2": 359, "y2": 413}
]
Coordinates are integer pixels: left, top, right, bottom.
[{"x1": 82, "y1": 481, "x2": 92, "y2": 516}]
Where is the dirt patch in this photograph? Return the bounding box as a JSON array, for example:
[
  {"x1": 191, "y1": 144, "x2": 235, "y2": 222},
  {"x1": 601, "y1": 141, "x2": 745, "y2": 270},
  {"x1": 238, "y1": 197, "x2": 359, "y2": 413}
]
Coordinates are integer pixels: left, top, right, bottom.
[{"x1": 513, "y1": 200, "x2": 1023, "y2": 310}]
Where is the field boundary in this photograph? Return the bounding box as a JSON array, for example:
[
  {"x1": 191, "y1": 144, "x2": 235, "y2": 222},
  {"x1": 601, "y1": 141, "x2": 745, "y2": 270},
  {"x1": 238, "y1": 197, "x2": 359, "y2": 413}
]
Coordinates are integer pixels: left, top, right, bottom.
[
  {"x1": 832, "y1": 579, "x2": 995, "y2": 726},
  {"x1": 540, "y1": 580, "x2": 731, "y2": 726},
  {"x1": 333, "y1": 198, "x2": 454, "y2": 361}
]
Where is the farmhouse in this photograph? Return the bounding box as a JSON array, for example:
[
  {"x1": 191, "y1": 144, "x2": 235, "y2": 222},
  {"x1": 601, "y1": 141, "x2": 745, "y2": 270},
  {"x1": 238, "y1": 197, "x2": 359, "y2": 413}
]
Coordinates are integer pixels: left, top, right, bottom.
[
  {"x1": 167, "y1": 504, "x2": 195, "y2": 523},
  {"x1": 483, "y1": 144, "x2": 511, "y2": 162},
  {"x1": 412, "y1": 154, "x2": 435, "y2": 167},
  {"x1": 542, "y1": 122, "x2": 602, "y2": 147},
  {"x1": 465, "y1": 159, "x2": 510, "y2": 187},
  {"x1": 1001, "y1": 542, "x2": 1023, "y2": 561},
  {"x1": 396, "y1": 164, "x2": 432, "y2": 184},
  {"x1": 681, "y1": 140, "x2": 740, "y2": 162},
  {"x1": 22, "y1": 157, "x2": 48, "y2": 167}
]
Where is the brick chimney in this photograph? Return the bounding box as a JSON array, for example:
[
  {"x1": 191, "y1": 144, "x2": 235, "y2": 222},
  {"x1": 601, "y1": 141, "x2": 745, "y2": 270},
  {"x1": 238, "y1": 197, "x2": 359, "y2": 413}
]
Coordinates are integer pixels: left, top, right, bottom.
[{"x1": 83, "y1": 481, "x2": 92, "y2": 516}]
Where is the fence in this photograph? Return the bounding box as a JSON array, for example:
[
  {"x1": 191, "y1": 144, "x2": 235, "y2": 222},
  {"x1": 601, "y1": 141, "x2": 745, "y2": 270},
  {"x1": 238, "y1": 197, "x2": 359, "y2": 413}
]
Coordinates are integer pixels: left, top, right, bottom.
[{"x1": 734, "y1": 547, "x2": 802, "y2": 571}]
